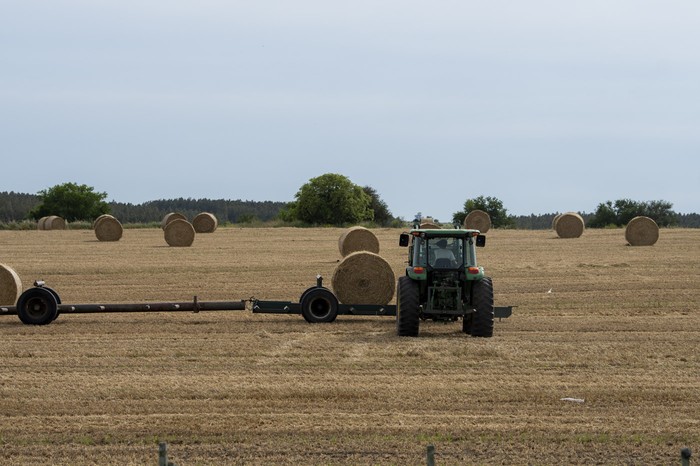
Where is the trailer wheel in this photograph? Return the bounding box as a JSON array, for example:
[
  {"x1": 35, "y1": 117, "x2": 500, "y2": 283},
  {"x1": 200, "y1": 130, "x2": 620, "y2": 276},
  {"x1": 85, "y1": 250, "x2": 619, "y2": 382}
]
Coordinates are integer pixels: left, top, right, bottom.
[
  {"x1": 16, "y1": 287, "x2": 58, "y2": 325},
  {"x1": 470, "y1": 277, "x2": 494, "y2": 337},
  {"x1": 300, "y1": 288, "x2": 338, "y2": 323},
  {"x1": 42, "y1": 286, "x2": 62, "y2": 321},
  {"x1": 396, "y1": 276, "x2": 420, "y2": 337},
  {"x1": 298, "y1": 286, "x2": 316, "y2": 321}
]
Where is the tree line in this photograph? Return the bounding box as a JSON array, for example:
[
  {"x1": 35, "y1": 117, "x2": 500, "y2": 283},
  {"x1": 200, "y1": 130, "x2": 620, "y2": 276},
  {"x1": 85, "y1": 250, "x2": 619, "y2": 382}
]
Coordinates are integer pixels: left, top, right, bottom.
[
  {"x1": 2, "y1": 181, "x2": 699, "y2": 228},
  {"x1": 0, "y1": 190, "x2": 286, "y2": 226}
]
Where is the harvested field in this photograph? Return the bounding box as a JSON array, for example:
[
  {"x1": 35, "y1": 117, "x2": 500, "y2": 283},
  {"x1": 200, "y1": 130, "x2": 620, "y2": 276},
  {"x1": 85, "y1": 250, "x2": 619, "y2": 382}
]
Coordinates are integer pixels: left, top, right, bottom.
[{"x1": 0, "y1": 227, "x2": 699, "y2": 465}]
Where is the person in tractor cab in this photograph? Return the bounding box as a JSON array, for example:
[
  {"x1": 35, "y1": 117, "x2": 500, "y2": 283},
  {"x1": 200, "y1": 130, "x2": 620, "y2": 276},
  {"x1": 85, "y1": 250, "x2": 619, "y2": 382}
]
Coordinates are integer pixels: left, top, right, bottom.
[{"x1": 432, "y1": 239, "x2": 456, "y2": 267}]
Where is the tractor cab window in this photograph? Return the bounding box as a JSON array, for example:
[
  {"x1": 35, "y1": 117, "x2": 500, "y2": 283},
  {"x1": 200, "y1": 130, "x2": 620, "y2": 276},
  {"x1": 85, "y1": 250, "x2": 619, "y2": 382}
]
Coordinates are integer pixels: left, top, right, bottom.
[{"x1": 428, "y1": 237, "x2": 463, "y2": 268}]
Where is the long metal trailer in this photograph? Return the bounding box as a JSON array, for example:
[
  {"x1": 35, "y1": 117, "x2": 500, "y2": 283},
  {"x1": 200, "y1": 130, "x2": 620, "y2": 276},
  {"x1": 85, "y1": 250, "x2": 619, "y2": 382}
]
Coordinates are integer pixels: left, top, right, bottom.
[{"x1": 1, "y1": 277, "x2": 512, "y2": 326}]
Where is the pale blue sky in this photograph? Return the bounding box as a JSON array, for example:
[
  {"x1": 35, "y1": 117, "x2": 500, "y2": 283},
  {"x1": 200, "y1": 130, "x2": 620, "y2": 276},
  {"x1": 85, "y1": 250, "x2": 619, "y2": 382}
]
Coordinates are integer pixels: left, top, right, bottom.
[{"x1": 2, "y1": 1, "x2": 699, "y2": 221}]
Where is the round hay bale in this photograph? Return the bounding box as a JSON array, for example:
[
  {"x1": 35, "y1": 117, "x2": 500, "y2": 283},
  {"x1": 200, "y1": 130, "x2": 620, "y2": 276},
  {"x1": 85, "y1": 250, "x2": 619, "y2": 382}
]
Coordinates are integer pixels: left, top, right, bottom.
[
  {"x1": 0, "y1": 263, "x2": 22, "y2": 305},
  {"x1": 92, "y1": 214, "x2": 115, "y2": 229},
  {"x1": 625, "y1": 216, "x2": 659, "y2": 246},
  {"x1": 94, "y1": 216, "x2": 123, "y2": 242},
  {"x1": 37, "y1": 216, "x2": 48, "y2": 230},
  {"x1": 164, "y1": 219, "x2": 195, "y2": 247},
  {"x1": 161, "y1": 212, "x2": 187, "y2": 230},
  {"x1": 338, "y1": 226, "x2": 380, "y2": 257},
  {"x1": 463, "y1": 210, "x2": 491, "y2": 233},
  {"x1": 331, "y1": 251, "x2": 395, "y2": 305},
  {"x1": 192, "y1": 212, "x2": 218, "y2": 233},
  {"x1": 555, "y1": 212, "x2": 585, "y2": 239},
  {"x1": 552, "y1": 214, "x2": 563, "y2": 230},
  {"x1": 45, "y1": 216, "x2": 66, "y2": 230},
  {"x1": 419, "y1": 222, "x2": 441, "y2": 229}
]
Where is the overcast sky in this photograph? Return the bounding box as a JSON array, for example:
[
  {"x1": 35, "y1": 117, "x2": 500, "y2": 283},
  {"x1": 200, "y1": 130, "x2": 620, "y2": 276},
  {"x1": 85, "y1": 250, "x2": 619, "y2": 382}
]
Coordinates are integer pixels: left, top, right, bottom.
[{"x1": 2, "y1": 1, "x2": 699, "y2": 221}]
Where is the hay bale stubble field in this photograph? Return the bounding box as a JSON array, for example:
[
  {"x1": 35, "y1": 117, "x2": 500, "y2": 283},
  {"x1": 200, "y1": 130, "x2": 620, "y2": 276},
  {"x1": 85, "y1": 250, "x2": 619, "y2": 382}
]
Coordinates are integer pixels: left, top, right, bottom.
[{"x1": 0, "y1": 227, "x2": 699, "y2": 464}]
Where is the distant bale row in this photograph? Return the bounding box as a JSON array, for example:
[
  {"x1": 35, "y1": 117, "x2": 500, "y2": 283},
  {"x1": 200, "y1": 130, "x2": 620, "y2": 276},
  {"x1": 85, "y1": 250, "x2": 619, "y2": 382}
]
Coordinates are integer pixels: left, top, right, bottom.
[
  {"x1": 37, "y1": 216, "x2": 66, "y2": 230},
  {"x1": 0, "y1": 263, "x2": 22, "y2": 305},
  {"x1": 550, "y1": 212, "x2": 659, "y2": 245},
  {"x1": 553, "y1": 212, "x2": 585, "y2": 239},
  {"x1": 463, "y1": 210, "x2": 491, "y2": 233},
  {"x1": 162, "y1": 212, "x2": 218, "y2": 233},
  {"x1": 625, "y1": 216, "x2": 659, "y2": 246}
]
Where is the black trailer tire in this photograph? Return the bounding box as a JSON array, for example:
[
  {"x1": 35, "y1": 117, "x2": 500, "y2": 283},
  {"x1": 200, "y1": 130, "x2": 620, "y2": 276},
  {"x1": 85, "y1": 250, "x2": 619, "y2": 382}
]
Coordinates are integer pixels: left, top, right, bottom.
[
  {"x1": 299, "y1": 286, "x2": 317, "y2": 322},
  {"x1": 300, "y1": 288, "x2": 338, "y2": 323},
  {"x1": 396, "y1": 276, "x2": 420, "y2": 337},
  {"x1": 42, "y1": 286, "x2": 62, "y2": 321},
  {"x1": 470, "y1": 277, "x2": 494, "y2": 337},
  {"x1": 16, "y1": 287, "x2": 58, "y2": 325}
]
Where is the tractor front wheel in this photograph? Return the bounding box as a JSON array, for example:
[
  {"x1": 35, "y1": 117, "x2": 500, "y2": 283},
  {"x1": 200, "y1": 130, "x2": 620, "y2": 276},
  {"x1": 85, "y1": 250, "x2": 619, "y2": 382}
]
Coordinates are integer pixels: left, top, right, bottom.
[
  {"x1": 396, "y1": 276, "x2": 420, "y2": 337},
  {"x1": 470, "y1": 277, "x2": 494, "y2": 337}
]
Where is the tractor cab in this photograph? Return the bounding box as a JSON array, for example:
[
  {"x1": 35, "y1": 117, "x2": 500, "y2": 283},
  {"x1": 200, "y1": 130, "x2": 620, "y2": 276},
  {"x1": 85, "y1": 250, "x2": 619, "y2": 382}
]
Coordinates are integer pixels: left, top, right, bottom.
[{"x1": 399, "y1": 228, "x2": 486, "y2": 278}]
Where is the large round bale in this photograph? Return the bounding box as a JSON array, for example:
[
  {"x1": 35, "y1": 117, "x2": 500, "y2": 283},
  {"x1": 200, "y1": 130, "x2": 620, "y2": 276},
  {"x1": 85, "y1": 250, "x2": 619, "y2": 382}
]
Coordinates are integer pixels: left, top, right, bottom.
[
  {"x1": 192, "y1": 212, "x2": 218, "y2": 233},
  {"x1": 331, "y1": 251, "x2": 395, "y2": 305},
  {"x1": 555, "y1": 212, "x2": 585, "y2": 239},
  {"x1": 164, "y1": 219, "x2": 196, "y2": 247},
  {"x1": 161, "y1": 212, "x2": 187, "y2": 230},
  {"x1": 94, "y1": 216, "x2": 123, "y2": 242},
  {"x1": 0, "y1": 263, "x2": 22, "y2": 305},
  {"x1": 463, "y1": 210, "x2": 491, "y2": 233},
  {"x1": 92, "y1": 214, "x2": 115, "y2": 229},
  {"x1": 419, "y1": 222, "x2": 441, "y2": 229},
  {"x1": 37, "y1": 216, "x2": 49, "y2": 230},
  {"x1": 625, "y1": 216, "x2": 659, "y2": 246},
  {"x1": 338, "y1": 226, "x2": 380, "y2": 257},
  {"x1": 44, "y1": 216, "x2": 66, "y2": 230}
]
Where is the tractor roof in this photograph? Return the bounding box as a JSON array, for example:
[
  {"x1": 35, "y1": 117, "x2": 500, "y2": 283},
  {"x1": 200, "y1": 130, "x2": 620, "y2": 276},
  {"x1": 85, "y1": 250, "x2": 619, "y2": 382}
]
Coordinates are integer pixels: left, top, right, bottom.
[{"x1": 409, "y1": 228, "x2": 481, "y2": 238}]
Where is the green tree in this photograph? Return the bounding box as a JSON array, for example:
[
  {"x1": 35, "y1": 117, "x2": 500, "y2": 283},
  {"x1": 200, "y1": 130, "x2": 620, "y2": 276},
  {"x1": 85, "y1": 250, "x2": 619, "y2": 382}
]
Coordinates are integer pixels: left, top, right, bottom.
[
  {"x1": 587, "y1": 201, "x2": 618, "y2": 228},
  {"x1": 362, "y1": 186, "x2": 393, "y2": 226},
  {"x1": 29, "y1": 182, "x2": 110, "y2": 222},
  {"x1": 452, "y1": 195, "x2": 515, "y2": 228},
  {"x1": 284, "y1": 173, "x2": 373, "y2": 225},
  {"x1": 588, "y1": 199, "x2": 677, "y2": 228}
]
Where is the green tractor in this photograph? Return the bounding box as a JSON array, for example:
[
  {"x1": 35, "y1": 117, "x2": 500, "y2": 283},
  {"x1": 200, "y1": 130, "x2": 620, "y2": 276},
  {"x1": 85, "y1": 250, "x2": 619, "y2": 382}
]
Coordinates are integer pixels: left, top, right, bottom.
[{"x1": 396, "y1": 226, "x2": 502, "y2": 337}]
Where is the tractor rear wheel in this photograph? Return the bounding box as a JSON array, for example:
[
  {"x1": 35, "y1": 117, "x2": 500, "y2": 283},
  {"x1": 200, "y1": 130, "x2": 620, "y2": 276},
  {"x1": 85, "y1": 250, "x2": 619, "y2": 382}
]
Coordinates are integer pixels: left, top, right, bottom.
[
  {"x1": 396, "y1": 276, "x2": 420, "y2": 337},
  {"x1": 300, "y1": 288, "x2": 338, "y2": 323},
  {"x1": 470, "y1": 277, "x2": 494, "y2": 337}
]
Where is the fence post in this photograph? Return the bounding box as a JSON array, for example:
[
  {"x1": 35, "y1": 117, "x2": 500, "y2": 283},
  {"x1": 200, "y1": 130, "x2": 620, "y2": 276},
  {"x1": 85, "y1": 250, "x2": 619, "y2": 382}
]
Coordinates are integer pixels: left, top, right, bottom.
[
  {"x1": 159, "y1": 442, "x2": 168, "y2": 466},
  {"x1": 681, "y1": 448, "x2": 692, "y2": 466},
  {"x1": 426, "y1": 444, "x2": 435, "y2": 466}
]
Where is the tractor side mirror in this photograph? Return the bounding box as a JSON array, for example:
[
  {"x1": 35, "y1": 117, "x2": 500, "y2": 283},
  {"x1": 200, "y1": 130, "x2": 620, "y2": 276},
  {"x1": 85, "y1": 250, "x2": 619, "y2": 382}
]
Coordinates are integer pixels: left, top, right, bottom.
[
  {"x1": 399, "y1": 233, "x2": 410, "y2": 247},
  {"x1": 476, "y1": 235, "x2": 486, "y2": 247}
]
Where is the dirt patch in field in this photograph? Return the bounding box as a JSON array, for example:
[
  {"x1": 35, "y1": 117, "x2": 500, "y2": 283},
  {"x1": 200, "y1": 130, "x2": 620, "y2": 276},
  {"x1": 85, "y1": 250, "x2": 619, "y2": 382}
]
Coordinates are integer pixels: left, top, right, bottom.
[{"x1": 0, "y1": 227, "x2": 698, "y2": 464}]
